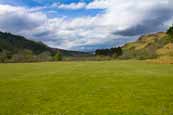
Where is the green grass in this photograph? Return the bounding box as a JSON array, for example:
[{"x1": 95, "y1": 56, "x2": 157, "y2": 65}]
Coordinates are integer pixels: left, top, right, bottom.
[{"x1": 0, "y1": 61, "x2": 173, "y2": 115}]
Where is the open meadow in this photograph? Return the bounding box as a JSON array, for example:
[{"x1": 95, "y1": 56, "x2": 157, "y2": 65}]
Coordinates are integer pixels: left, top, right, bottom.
[{"x1": 0, "y1": 61, "x2": 173, "y2": 115}]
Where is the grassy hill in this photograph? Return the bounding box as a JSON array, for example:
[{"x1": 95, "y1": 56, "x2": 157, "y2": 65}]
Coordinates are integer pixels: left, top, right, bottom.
[
  {"x1": 0, "y1": 31, "x2": 91, "y2": 62},
  {"x1": 94, "y1": 26, "x2": 173, "y2": 61},
  {"x1": 121, "y1": 32, "x2": 173, "y2": 60}
]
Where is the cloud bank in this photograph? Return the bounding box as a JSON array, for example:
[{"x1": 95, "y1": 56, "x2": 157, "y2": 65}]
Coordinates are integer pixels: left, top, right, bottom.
[{"x1": 0, "y1": 0, "x2": 173, "y2": 51}]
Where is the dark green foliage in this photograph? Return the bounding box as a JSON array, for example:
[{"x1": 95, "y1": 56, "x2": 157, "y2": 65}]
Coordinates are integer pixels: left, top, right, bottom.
[
  {"x1": 95, "y1": 47, "x2": 122, "y2": 57},
  {"x1": 0, "y1": 32, "x2": 53, "y2": 55},
  {"x1": 54, "y1": 51, "x2": 63, "y2": 61},
  {"x1": 167, "y1": 24, "x2": 173, "y2": 36},
  {"x1": 167, "y1": 24, "x2": 173, "y2": 41}
]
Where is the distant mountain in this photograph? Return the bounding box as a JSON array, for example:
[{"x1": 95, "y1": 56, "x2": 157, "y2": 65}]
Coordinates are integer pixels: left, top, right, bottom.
[
  {"x1": 0, "y1": 31, "x2": 91, "y2": 62},
  {"x1": 121, "y1": 32, "x2": 173, "y2": 60}
]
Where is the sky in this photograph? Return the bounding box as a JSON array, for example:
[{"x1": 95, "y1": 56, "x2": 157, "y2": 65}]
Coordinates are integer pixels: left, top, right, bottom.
[{"x1": 0, "y1": 0, "x2": 173, "y2": 51}]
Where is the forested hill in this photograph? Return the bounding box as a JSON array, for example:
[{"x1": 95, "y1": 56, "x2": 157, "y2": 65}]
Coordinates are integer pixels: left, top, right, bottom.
[
  {"x1": 0, "y1": 31, "x2": 90, "y2": 62},
  {"x1": 0, "y1": 32, "x2": 53, "y2": 54}
]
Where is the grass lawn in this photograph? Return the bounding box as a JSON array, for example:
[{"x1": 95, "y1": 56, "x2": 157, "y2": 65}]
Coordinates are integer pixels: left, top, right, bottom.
[{"x1": 0, "y1": 61, "x2": 173, "y2": 115}]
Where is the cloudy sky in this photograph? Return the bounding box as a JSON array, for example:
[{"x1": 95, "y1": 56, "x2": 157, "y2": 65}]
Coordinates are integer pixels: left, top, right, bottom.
[{"x1": 0, "y1": 0, "x2": 173, "y2": 51}]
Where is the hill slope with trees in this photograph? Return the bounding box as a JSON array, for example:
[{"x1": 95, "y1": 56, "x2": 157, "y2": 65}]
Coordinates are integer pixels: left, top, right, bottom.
[
  {"x1": 94, "y1": 25, "x2": 173, "y2": 61},
  {"x1": 120, "y1": 25, "x2": 173, "y2": 60},
  {"x1": 0, "y1": 31, "x2": 91, "y2": 62}
]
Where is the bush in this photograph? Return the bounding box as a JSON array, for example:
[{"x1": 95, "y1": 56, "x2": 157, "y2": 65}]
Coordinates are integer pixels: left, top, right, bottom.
[{"x1": 54, "y1": 51, "x2": 62, "y2": 61}]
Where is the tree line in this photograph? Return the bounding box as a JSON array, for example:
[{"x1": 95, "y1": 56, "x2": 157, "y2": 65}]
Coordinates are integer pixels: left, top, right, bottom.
[
  {"x1": 95, "y1": 47, "x2": 122, "y2": 57},
  {"x1": 0, "y1": 49, "x2": 62, "y2": 63}
]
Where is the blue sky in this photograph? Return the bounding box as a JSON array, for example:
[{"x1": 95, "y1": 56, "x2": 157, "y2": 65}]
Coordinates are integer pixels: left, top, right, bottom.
[
  {"x1": 0, "y1": 0, "x2": 102, "y2": 18},
  {"x1": 0, "y1": 0, "x2": 173, "y2": 51}
]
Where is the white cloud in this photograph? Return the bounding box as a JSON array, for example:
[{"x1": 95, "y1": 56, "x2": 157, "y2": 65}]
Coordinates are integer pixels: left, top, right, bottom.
[
  {"x1": 86, "y1": 0, "x2": 109, "y2": 9},
  {"x1": 0, "y1": 5, "x2": 47, "y2": 33},
  {"x1": 53, "y1": 0, "x2": 109, "y2": 10},
  {"x1": 56, "y1": 2, "x2": 87, "y2": 10}
]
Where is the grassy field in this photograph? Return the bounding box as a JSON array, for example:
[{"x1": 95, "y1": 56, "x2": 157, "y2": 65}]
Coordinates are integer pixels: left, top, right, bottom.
[{"x1": 0, "y1": 61, "x2": 173, "y2": 115}]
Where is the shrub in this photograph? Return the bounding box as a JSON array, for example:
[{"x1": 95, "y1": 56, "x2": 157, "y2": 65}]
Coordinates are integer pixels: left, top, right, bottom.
[{"x1": 54, "y1": 51, "x2": 63, "y2": 61}]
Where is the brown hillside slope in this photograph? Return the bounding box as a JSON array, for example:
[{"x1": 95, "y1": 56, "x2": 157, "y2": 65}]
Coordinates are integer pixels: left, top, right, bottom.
[{"x1": 121, "y1": 32, "x2": 173, "y2": 62}]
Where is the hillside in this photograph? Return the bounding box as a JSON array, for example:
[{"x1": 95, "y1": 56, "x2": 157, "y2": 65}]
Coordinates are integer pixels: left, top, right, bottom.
[
  {"x1": 0, "y1": 31, "x2": 91, "y2": 62},
  {"x1": 0, "y1": 32, "x2": 53, "y2": 54},
  {"x1": 121, "y1": 32, "x2": 173, "y2": 60}
]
